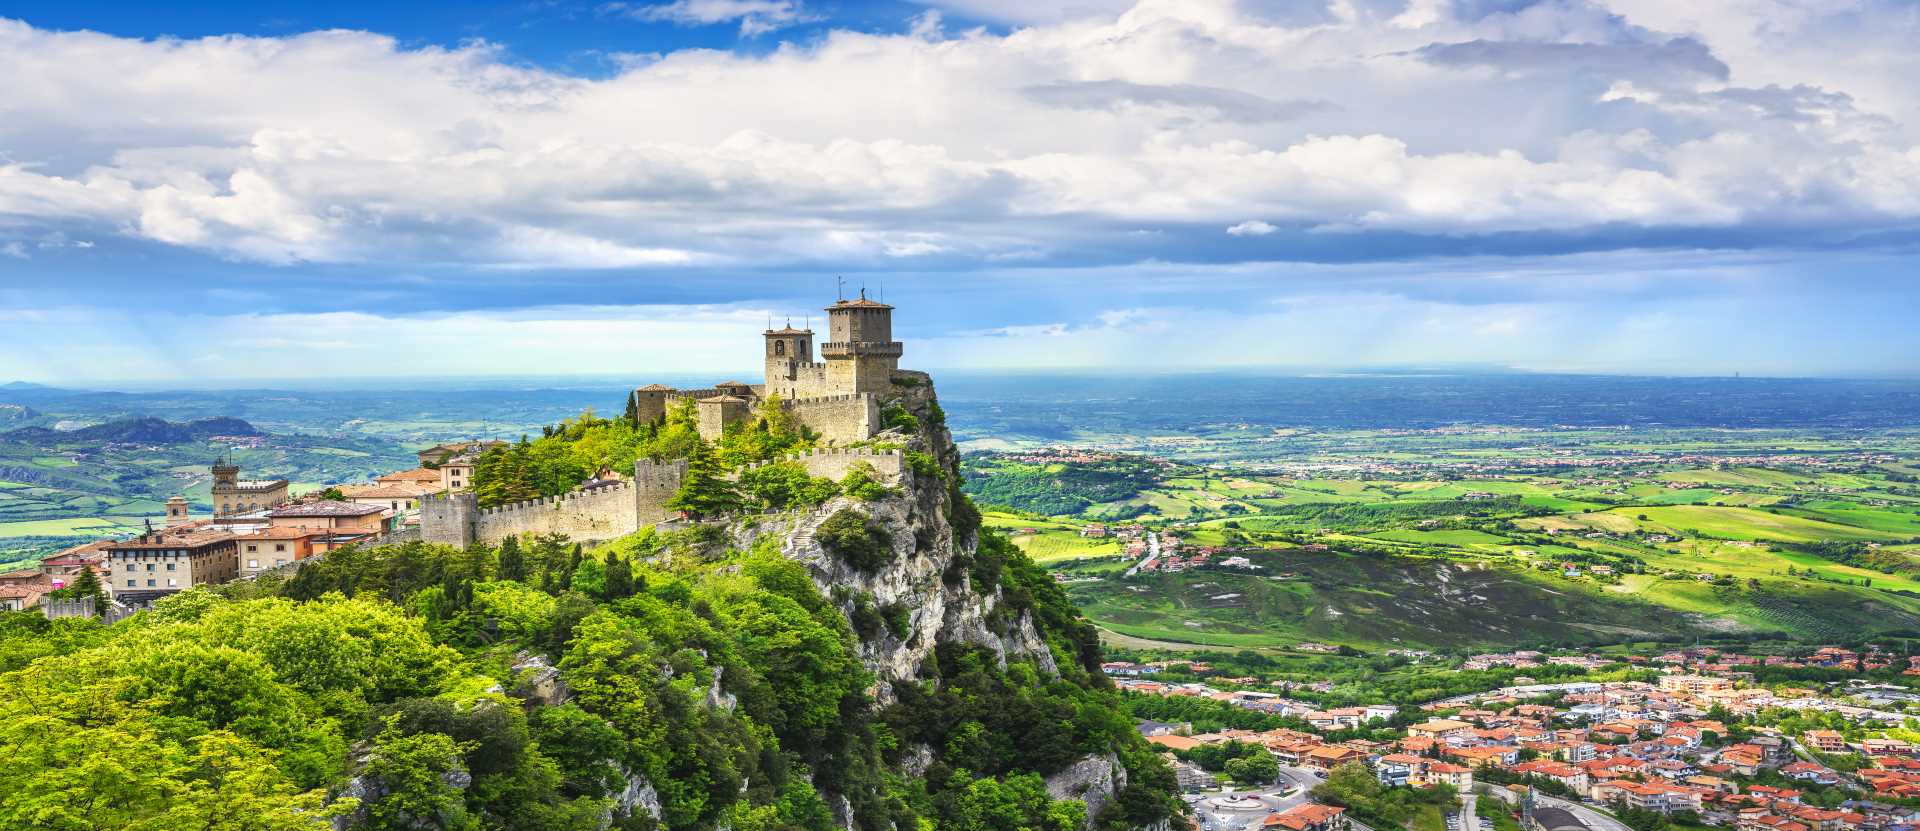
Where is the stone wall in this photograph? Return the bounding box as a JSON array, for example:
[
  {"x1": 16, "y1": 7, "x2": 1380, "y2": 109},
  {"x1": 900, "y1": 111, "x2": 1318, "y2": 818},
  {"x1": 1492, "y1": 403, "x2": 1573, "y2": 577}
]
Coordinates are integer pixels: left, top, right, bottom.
[
  {"x1": 738, "y1": 447, "x2": 905, "y2": 483},
  {"x1": 421, "y1": 458, "x2": 688, "y2": 547},
  {"x1": 784, "y1": 394, "x2": 877, "y2": 445},
  {"x1": 469, "y1": 481, "x2": 640, "y2": 545}
]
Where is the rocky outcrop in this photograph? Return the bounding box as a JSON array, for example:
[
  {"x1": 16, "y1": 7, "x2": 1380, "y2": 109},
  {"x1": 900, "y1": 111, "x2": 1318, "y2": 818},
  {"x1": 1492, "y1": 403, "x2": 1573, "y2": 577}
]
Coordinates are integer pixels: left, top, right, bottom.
[
  {"x1": 509, "y1": 651, "x2": 569, "y2": 708},
  {"x1": 1044, "y1": 753, "x2": 1127, "y2": 826},
  {"x1": 751, "y1": 377, "x2": 1058, "y2": 702}
]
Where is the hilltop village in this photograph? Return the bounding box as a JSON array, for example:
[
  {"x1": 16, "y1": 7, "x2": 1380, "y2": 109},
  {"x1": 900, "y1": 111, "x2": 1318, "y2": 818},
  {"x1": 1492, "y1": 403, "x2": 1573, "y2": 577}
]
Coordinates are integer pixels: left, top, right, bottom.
[
  {"x1": 1111, "y1": 645, "x2": 1920, "y2": 831},
  {"x1": 0, "y1": 291, "x2": 917, "y2": 615}
]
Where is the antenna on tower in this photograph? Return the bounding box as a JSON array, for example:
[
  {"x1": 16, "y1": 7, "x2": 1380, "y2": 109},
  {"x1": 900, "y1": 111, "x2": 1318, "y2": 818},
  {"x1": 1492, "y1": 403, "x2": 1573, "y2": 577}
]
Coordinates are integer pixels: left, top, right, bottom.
[{"x1": 837, "y1": 276, "x2": 845, "y2": 301}]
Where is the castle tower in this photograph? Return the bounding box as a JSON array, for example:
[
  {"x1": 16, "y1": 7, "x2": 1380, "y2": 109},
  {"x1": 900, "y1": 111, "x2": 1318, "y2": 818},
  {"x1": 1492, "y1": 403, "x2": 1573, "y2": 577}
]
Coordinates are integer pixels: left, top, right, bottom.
[
  {"x1": 630, "y1": 384, "x2": 675, "y2": 425},
  {"x1": 763, "y1": 323, "x2": 815, "y2": 398},
  {"x1": 164, "y1": 496, "x2": 190, "y2": 528},
  {"x1": 821, "y1": 289, "x2": 902, "y2": 394}
]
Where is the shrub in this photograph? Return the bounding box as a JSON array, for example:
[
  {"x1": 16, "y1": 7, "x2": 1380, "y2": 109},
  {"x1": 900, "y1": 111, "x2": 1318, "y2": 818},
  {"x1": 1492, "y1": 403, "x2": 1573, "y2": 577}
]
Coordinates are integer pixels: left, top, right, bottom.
[
  {"x1": 816, "y1": 509, "x2": 894, "y2": 572},
  {"x1": 880, "y1": 403, "x2": 919, "y2": 433},
  {"x1": 905, "y1": 450, "x2": 942, "y2": 480},
  {"x1": 840, "y1": 463, "x2": 900, "y2": 501}
]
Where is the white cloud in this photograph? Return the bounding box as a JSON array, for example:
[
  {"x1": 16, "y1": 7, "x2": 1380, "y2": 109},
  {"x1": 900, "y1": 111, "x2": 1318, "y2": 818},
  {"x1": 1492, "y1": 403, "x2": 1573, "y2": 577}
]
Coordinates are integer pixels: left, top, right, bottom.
[
  {"x1": 0, "y1": 1, "x2": 1914, "y2": 271},
  {"x1": 608, "y1": 0, "x2": 815, "y2": 36},
  {"x1": 0, "y1": 241, "x2": 26, "y2": 259}
]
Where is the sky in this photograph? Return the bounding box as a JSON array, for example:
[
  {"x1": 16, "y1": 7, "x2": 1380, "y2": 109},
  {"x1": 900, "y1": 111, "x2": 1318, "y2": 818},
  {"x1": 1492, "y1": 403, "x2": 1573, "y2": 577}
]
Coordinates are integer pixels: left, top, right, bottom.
[{"x1": 1, "y1": 0, "x2": 1918, "y2": 383}]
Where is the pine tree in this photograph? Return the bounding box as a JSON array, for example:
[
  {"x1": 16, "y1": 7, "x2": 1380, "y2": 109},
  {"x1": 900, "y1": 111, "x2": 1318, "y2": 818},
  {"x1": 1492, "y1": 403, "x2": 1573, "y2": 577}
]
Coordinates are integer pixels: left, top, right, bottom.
[
  {"x1": 623, "y1": 394, "x2": 640, "y2": 427},
  {"x1": 68, "y1": 564, "x2": 107, "y2": 615},
  {"x1": 496, "y1": 536, "x2": 526, "y2": 582},
  {"x1": 666, "y1": 438, "x2": 741, "y2": 519},
  {"x1": 605, "y1": 555, "x2": 635, "y2": 600}
]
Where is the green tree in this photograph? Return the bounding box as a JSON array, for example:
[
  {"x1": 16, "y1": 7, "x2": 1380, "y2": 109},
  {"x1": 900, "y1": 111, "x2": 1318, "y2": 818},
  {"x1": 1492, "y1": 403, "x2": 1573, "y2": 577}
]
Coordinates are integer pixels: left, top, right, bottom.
[
  {"x1": 496, "y1": 537, "x2": 526, "y2": 582},
  {"x1": 667, "y1": 439, "x2": 741, "y2": 519},
  {"x1": 604, "y1": 555, "x2": 636, "y2": 600}
]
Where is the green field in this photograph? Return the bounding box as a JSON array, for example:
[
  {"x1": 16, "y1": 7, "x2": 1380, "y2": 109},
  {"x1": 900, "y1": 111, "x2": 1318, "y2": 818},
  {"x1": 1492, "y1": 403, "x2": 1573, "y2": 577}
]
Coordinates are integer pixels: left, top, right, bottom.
[{"x1": 964, "y1": 427, "x2": 1920, "y2": 649}]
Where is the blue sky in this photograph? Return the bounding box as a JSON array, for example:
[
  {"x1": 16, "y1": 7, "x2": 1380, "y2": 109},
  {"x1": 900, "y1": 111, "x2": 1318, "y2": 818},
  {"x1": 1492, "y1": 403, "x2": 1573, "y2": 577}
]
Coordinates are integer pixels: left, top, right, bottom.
[{"x1": 2, "y1": 0, "x2": 1918, "y2": 382}]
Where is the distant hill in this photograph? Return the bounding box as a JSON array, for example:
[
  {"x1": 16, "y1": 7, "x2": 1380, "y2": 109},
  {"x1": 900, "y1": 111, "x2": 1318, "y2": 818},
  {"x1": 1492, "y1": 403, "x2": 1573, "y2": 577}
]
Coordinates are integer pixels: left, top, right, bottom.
[
  {"x1": 0, "y1": 381, "x2": 50, "y2": 390},
  {"x1": 3, "y1": 416, "x2": 263, "y2": 444},
  {"x1": 0, "y1": 404, "x2": 36, "y2": 425}
]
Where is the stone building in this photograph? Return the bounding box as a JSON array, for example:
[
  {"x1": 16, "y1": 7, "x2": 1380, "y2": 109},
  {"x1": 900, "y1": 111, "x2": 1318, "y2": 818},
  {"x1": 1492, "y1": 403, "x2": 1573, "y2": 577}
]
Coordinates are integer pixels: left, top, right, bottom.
[
  {"x1": 630, "y1": 290, "x2": 905, "y2": 443},
  {"x1": 209, "y1": 459, "x2": 289, "y2": 516},
  {"x1": 106, "y1": 526, "x2": 240, "y2": 606}
]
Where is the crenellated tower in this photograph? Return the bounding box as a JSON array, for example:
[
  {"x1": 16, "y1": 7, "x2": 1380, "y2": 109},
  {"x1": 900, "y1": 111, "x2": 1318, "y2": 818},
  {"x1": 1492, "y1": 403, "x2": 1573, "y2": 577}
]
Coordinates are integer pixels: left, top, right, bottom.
[{"x1": 821, "y1": 290, "x2": 902, "y2": 394}]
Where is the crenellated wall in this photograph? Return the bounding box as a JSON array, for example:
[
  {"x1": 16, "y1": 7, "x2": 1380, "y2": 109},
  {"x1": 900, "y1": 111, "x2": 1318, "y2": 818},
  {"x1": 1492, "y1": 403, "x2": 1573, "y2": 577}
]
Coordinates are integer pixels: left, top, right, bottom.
[{"x1": 421, "y1": 458, "x2": 689, "y2": 547}]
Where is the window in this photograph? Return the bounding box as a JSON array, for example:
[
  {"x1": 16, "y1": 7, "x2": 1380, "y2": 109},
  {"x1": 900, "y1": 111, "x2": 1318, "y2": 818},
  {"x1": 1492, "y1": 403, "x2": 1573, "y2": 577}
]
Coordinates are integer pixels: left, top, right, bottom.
[
  {"x1": 145, "y1": 563, "x2": 154, "y2": 572},
  {"x1": 247, "y1": 560, "x2": 258, "y2": 569},
  {"x1": 127, "y1": 580, "x2": 135, "y2": 587},
  {"x1": 166, "y1": 562, "x2": 176, "y2": 571},
  {"x1": 275, "y1": 544, "x2": 286, "y2": 552},
  {"x1": 166, "y1": 578, "x2": 177, "y2": 587},
  {"x1": 146, "y1": 579, "x2": 155, "y2": 587},
  {"x1": 126, "y1": 564, "x2": 136, "y2": 572},
  {"x1": 246, "y1": 544, "x2": 257, "y2": 552}
]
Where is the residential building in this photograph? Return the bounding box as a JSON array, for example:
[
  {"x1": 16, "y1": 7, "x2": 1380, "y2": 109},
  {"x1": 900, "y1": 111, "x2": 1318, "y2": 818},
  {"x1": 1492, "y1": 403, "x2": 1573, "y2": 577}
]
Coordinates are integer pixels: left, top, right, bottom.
[{"x1": 105, "y1": 527, "x2": 239, "y2": 606}]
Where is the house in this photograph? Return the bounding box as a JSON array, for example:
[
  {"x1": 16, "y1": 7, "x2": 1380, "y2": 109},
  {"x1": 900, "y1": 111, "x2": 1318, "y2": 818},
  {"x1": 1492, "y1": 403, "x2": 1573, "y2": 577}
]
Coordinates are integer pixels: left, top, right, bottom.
[
  {"x1": 337, "y1": 481, "x2": 444, "y2": 518},
  {"x1": 1409, "y1": 719, "x2": 1476, "y2": 741},
  {"x1": 1450, "y1": 746, "x2": 1521, "y2": 767},
  {"x1": 1301, "y1": 745, "x2": 1369, "y2": 773},
  {"x1": 1783, "y1": 762, "x2": 1841, "y2": 786},
  {"x1": 1804, "y1": 731, "x2": 1848, "y2": 753},
  {"x1": 233, "y1": 527, "x2": 324, "y2": 576},
  {"x1": 1512, "y1": 761, "x2": 1590, "y2": 796},
  {"x1": 1266, "y1": 804, "x2": 1347, "y2": 831}
]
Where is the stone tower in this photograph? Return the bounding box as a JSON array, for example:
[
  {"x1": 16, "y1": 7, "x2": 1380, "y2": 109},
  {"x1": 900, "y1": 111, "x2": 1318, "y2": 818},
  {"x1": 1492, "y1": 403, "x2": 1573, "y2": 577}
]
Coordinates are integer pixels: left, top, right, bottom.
[
  {"x1": 822, "y1": 290, "x2": 902, "y2": 394},
  {"x1": 211, "y1": 458, "x2": 239, "y2": 490},
  {"x1": 763, "y1": 323, "x2": 815, "y2": 398},
  {"x1": 165, "y1": 496, "x2": 191, "y2": 528}
]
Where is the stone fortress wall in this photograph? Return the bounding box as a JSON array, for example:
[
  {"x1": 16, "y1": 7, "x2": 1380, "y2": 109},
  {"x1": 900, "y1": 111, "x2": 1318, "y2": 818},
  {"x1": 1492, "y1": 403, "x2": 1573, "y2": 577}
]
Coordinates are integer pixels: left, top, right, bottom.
[{"x1": 421, "y1": 450, "x2": 903, "y2": 547}]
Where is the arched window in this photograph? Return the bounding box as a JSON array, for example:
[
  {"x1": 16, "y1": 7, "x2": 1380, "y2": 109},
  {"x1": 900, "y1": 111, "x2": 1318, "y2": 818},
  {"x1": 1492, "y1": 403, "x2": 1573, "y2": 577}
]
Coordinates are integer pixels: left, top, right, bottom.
[{"x1": 775, "y1": 340, "x2": 787, "y2": 356}]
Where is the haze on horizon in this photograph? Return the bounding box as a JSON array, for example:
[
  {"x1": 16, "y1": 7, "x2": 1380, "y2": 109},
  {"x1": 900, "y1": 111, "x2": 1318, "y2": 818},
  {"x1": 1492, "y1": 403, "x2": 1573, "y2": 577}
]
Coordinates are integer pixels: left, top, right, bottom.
[{"x1": 2, "y1": 0, "x2": 1918, "y2": 383}]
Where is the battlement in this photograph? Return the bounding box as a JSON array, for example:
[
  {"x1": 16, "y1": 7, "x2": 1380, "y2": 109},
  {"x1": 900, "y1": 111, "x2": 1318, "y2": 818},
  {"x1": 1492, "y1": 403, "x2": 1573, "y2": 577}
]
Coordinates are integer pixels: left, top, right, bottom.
[{"x1": 479, "y1": 478, "x2": 637, "y2": 516}]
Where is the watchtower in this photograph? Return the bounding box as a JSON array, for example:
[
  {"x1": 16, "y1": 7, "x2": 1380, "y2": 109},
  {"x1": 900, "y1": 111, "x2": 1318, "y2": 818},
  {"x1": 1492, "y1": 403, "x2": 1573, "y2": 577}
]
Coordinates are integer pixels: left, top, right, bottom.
[
  {"x1": 821, "y1": 289, "x2": 903, "y2": 394},
  {"x1": 630, "y1": 383, "x2": 674, "y2": 425},
  {"x1": 763, "y1": 323, "x2": 815, "y2": 398}
]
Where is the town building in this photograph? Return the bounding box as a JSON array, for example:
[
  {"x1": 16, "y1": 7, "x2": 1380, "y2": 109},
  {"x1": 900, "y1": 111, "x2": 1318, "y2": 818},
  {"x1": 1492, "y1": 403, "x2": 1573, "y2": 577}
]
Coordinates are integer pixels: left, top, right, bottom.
[
  {"x1": 105, "y1": 526, "x2": 239, "y2": 606},
  {"x1": 209, "y1": 459, "x2": 290, "y2": 516}
]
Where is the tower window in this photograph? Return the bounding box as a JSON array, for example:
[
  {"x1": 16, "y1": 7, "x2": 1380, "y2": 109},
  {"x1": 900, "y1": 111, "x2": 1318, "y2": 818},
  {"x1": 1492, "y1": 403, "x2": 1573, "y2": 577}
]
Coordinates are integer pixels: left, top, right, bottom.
[{"x1": 775, "y1": 340, "x2": 786, "y2": 356}]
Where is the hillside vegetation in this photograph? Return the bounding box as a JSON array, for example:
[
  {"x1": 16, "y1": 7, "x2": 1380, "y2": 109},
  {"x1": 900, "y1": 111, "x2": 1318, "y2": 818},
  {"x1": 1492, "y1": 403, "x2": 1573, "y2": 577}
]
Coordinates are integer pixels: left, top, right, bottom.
[{"x1": 0, "y1": 384, "x2": 1182, "y2": 831}]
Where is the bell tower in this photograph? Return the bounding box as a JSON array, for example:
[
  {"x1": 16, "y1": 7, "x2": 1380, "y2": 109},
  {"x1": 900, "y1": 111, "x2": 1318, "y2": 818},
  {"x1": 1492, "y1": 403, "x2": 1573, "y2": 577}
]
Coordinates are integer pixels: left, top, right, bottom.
[
  {"x1": 763, "y1": 321, "x2": 815, "y2": 398},
  {"x1": 821, "y1": 289, "x2": 902, "y2": 394}
]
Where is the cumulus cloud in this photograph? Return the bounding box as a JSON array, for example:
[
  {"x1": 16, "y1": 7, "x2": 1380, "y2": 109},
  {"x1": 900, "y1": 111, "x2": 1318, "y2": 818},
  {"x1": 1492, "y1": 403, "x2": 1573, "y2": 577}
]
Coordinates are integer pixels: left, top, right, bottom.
[{"x1": 0, "y1": 0, "x2": 1915, "y2": 274}]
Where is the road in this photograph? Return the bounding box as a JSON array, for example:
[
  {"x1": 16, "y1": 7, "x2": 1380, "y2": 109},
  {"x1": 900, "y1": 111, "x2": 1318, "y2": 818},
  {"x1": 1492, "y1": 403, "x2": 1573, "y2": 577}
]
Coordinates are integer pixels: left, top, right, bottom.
[
  {"x1": 1530, "y1": 792, "x2": 1632, "y2": 831},
  {"x1": 1187, "y1": 765, "x2": 1326, "y2": 831},
  {"x1": 1459, "y1": 791, "x2": 1479, "y2": 831}
]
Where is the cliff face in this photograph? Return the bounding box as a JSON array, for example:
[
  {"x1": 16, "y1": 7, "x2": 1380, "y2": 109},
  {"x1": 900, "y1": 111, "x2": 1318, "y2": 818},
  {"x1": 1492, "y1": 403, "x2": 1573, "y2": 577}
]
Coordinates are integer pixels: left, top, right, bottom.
[{"x1": 747, "y1": 373, "x2": 1058, "y2": 697}]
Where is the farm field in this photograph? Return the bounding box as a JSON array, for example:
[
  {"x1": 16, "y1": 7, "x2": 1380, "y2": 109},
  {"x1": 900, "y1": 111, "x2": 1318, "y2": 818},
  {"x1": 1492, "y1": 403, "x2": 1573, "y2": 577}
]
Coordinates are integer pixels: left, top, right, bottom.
[{"x1": 962, "y1": 423, "x2": 1920, "y2": 650}]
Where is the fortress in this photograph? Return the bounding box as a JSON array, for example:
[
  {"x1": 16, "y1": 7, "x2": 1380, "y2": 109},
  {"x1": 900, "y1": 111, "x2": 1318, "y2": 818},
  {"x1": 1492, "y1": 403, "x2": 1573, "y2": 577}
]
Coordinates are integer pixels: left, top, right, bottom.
[
  {"x1": 630, "y1": 289, "x2": 905, "y2": 444},
  {"x1": 421, "y1": 291, "x2": 914, "y2": 547}
]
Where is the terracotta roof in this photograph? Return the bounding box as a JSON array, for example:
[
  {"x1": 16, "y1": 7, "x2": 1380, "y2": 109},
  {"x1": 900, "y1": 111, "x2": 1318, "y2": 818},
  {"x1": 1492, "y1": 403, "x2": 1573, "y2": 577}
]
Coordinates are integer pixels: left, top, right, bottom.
[
  {"x1": 108, "y1": 529, "x2": 237, "y2": 550},
  {"x1": 829, "y1": 296, "x2": 893, "y2": 310},
  {"x1": 376, "y1": 468, "x2": 446, "y2": 484},
  {"x1": 268, "y1": 501, "x2": 386, "y2": 518},
  {"x1": 765, "y1": 326, "x2": 812, "y2": 335},
  {"x1": 636, "y1": 383, "x2": 676, "y2": 392},
  {"x1": 337, "y1": 482, "x2": 441, "y2": 499}
]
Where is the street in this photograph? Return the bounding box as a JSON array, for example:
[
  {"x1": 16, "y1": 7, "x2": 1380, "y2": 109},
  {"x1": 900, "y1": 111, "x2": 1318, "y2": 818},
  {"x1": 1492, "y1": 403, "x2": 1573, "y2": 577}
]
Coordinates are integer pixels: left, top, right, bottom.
[
  {"x1": 1530, "y1": 792, "x2": 1633, "y2": 831},
  {"x1": 1186, "y1": 765, "x2": 1325, "y2": 831}
]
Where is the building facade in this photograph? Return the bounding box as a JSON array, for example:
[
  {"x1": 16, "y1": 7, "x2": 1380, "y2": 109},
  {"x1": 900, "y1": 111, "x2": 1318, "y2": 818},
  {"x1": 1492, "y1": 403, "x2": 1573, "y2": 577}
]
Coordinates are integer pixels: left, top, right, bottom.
[
  {"x1": 106, "y1": 528, "x2": 240, "y2": 606},
  {"x1": 209, "y1": 459, "x2": 290, "y2": 516}
]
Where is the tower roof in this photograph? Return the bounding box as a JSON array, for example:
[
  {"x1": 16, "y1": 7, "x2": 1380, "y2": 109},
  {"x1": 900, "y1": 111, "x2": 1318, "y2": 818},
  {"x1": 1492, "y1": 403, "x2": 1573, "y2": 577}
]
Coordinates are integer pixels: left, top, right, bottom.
[
  {"x1": 827, "y1": 297, "x2": 893, "y2": 311},
  {"x1": 765, "y1": 326, "x2": 812, "y2": 335},
  {"x1": 636, "y1": 383, "x2": 675, "y2": 392}
]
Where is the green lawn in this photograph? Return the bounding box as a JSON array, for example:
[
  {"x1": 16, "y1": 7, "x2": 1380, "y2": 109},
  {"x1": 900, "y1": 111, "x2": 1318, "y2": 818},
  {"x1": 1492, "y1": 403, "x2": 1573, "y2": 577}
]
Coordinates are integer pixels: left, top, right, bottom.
[{"x1": 1615, "y1": 505, "x2": 1897, "y2": 543}]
